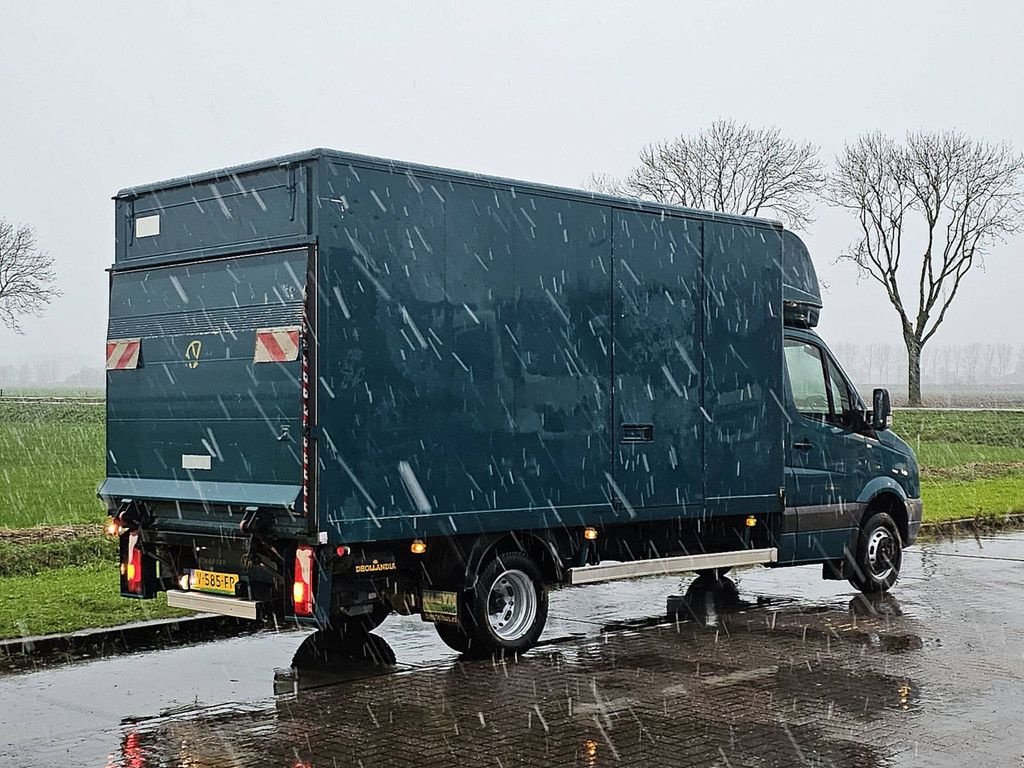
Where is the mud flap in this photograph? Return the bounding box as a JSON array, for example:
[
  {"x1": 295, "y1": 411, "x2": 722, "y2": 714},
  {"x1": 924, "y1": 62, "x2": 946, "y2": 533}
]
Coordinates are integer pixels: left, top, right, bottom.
[
  {"x1": 421, "y1": 589, "x2": 459, "y2": 624},
  {"x1": 822, "y1": 546, "x2": 856, "y2": 581}
]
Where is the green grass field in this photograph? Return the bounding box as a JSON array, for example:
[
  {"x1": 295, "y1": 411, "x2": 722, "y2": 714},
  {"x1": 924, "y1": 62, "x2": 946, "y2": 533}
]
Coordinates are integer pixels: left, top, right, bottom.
[
  {"x1": 0, "y1": 400, "x2": 1022, "y2": 639},
  {"x1": 0, "y1": 401, "x2": 106, "y2": 528}
]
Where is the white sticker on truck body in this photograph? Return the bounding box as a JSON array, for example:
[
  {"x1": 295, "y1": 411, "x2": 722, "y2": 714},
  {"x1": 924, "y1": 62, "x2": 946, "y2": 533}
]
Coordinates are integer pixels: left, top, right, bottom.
[
  {"x1": 181, "y1": 454, "x2": 212, "y2": 470},
  {"x1": 135, "y1": 214, "x2": 160, "y2": 238}
]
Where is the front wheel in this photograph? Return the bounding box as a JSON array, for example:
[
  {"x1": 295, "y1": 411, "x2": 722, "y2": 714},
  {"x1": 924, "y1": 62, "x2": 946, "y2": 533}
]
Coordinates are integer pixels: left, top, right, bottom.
[
  {"x1": 848, "y1": 511, "x2": 903, "y2": 594},
  {"x1": 460, "y1": 551, "x2": 548, "y2": 658}
]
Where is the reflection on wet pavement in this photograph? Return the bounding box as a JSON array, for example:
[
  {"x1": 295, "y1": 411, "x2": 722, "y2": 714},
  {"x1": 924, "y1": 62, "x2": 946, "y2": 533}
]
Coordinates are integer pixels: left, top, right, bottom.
[{"x1": 1, "y1": 532, "x2": 1022, "y2": 766}]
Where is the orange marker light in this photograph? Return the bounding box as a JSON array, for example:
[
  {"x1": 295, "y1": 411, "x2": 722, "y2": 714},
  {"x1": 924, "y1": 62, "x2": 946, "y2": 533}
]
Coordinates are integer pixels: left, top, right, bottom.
[
  {"x1": 411, "y1": 539, "x2": 427, "y2": 555},
  {"x1": 584, "y1": 527, "x2": 598, "y2": 540},
  {"x1": 745, "y1": 516, "x2": 757, "y2": 527}
]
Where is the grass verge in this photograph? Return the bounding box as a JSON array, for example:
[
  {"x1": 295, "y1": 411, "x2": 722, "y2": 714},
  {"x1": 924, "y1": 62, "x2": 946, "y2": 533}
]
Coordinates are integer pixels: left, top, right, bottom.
[
  {"x1": 0, "y1": 562, "x2": 191, "y2": 641},
  {"x1": 920, "y1": 474, "x2": 1024, "y2": 523},
  {"x1": 893, "y1": 409, "x2": 1024, "y2": 523},
  {"x1": 0, "y1": 536, "x2": 115, "y2": 578}
]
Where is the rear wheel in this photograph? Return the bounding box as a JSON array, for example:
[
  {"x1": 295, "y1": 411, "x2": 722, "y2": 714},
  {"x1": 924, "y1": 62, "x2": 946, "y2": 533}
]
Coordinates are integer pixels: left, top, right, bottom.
[
  {"x1": 434, "y1": 621, "x2": 475, "y2": 654},
  {"x1": 459, "y1": 551, "x2": 548, "y2": 658},
  {"x1": 848, "y1": 511, "x2": 903, "y2": 594}
]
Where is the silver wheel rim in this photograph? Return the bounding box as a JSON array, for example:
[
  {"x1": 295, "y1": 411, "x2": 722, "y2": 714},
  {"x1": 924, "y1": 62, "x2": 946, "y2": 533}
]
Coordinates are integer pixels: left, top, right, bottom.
[
  {"x1": 866, "y1": 527, "x2": 897, "y2": 580},
  {"x1": 487, "y1": 568, "x2": 537, "y2": 641}
]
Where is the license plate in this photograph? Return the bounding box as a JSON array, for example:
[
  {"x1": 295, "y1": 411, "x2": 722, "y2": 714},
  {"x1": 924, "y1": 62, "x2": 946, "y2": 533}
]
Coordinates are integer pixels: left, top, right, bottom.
[
  {"x1": 421, "y1": 589, "x2": 458, "y2": 624},
  {"x1": 190, "y1": 569, "x2": 239, "y2": 595}
]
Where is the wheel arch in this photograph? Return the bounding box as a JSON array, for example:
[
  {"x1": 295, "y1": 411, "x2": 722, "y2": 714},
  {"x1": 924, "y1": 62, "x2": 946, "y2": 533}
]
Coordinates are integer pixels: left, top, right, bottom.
[
  {"x1": 861, "y1": 491, "x2": 909, "y2": 545},
  {"x1": 465, "y1": 531, "x2": 564, "y2": 587}
]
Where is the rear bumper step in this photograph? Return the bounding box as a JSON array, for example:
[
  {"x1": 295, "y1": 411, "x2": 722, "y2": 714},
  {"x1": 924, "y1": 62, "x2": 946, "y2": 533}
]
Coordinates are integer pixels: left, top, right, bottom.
[
  {"x1": 569, "y1": 547, "x2": 778, "y2": 586},
  {"x1": 166, "y1": 589, "x2": 259, "y2": 620}
]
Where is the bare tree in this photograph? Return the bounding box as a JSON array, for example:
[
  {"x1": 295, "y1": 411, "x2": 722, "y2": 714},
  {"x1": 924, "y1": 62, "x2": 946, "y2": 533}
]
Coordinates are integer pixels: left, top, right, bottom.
[
  {"x1": 584, "y1": 172, "x2": 626, "y2": 197},
  {"x1": 589, "y1": 119, "x2": 826, "y2": 229},
  {"x1": 0, "y1": 219, "x2": 59, "y2": 333},
  {"x1": 828, "y1": 131, "x2": 1024, "y2": 406}
]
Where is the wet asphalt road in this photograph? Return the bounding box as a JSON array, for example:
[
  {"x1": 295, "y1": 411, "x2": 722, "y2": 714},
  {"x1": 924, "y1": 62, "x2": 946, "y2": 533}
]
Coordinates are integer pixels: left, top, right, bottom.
[{"x1": 1, "y1": 532, "x2": 1023, "y2": 767}]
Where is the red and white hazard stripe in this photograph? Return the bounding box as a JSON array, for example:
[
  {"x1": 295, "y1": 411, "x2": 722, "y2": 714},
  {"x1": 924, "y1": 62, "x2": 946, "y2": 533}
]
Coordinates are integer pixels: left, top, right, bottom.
[
  {"x1": 301, "y1": 327, "x2": 310, "y2": 516},
  {"x1": 106, "y1": 338, "x2": 141, "y2": 370},
  {"x1": 253, "y1": 326, "x2": 300, "y2": 364}
]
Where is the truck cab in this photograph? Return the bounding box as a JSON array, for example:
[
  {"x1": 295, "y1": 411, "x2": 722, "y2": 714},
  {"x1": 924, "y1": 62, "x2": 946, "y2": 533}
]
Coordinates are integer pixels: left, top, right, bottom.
[{"x1": 776, "y1": 232, "x2": 922, "y2": 590}]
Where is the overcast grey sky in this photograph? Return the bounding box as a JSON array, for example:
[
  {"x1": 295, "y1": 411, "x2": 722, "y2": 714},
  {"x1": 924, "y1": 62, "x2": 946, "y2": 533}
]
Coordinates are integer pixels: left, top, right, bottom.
[{"x1": 2, "y1": 1, "x2": 1022, "y2": 373}]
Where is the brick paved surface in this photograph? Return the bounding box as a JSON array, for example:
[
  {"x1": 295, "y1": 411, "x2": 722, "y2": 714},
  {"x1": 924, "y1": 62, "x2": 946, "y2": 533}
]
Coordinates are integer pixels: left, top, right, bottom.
[{"x1": 102, "y1": 541, "x2": 1024, "y2": 768}]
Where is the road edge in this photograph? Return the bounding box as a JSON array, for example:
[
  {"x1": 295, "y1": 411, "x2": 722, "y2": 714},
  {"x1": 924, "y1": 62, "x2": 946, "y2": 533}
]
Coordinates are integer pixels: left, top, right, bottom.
[
  {"x1": 0, "y1": 613, "x2": 277, "y2": 666},
  {"x1": 918, "y1": 512, "x2": 1024, "y2": 539}
]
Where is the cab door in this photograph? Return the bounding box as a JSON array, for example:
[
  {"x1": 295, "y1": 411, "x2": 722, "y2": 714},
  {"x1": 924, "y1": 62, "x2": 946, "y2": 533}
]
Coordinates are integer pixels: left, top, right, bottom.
[{"x1": 783, "y1": 335, "x2": 872, "y2": 541}]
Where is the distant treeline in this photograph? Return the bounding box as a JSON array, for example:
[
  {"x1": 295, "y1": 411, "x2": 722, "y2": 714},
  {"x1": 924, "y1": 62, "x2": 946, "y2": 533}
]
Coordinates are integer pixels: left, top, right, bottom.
[
  {"x1": 831, "y1": 342, "x2": 1024, "y2": 390},
  {"x1": 0, "y1": 361, "x2": 103, "y2": 388}
]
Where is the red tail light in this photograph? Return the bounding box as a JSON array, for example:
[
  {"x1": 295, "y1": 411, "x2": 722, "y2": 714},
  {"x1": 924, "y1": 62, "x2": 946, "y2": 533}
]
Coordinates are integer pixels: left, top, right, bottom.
[
  {"x1": 125, "y1": 533, "x2": 143, "y2": 594},
  {"x1": 293, "y1": 545, "x2": 314, "y2": 616}
]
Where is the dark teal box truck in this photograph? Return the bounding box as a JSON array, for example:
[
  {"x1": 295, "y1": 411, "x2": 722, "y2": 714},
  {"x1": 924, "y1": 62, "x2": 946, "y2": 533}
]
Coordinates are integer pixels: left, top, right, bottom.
[{"x1": 101, "y1": 149, "x2": 922, "y2": 656}]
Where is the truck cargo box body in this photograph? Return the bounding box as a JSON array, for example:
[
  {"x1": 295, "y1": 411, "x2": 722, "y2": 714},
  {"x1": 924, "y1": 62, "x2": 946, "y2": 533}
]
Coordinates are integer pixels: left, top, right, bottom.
[
  {"x1": 101, "y1": 150, "x2": 785, "y2": 545},
  {"x1": 102, "y1": 160, "x2": 318, "y2": 537}
]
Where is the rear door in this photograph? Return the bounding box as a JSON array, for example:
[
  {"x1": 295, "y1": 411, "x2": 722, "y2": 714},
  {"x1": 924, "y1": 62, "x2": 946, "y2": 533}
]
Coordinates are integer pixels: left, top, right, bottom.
[{"x1": 102, "y1": 248, "x2": 311, "y2": 518}]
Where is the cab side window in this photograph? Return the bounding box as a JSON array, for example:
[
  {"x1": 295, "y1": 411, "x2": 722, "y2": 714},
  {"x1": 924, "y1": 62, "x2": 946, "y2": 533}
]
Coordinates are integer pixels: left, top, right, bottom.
[
  {"x1": 827, "y1": 359, "x2": 853, "y2": 422},
  {"x1": 785, "y1": 338, "x2": 858, "y2": 428},
  {"x1": 784, "y1": 340, "x2": 830, "y2": 420}
]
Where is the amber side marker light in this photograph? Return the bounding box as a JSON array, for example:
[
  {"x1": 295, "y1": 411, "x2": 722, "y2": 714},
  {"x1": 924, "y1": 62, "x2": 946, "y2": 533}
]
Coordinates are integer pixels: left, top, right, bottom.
[
  {"x1": 745, "y1": 516, "x2": 757, "y2": 527},
  {"x1": 411, "y1": 539, "x2": 427, "y2": 555},
  {"x1": 583, "y1": 527, "x2": 599, "y2": 540}
]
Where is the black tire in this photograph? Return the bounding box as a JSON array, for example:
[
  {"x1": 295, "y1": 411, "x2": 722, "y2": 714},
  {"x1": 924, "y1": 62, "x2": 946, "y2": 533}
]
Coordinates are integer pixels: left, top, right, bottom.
[
  {"x1": 460, "y1": 551, "x2": 548, "y2": 658},
  {"x1": 695, "y1": 567, "x2": 732, "y2": 581},
  {"x1": 848, "y1": 511, "x2": 903, "y2": 594},
  {"x1": 434, "y1": 621, "x2": 475, "y2": 654}
]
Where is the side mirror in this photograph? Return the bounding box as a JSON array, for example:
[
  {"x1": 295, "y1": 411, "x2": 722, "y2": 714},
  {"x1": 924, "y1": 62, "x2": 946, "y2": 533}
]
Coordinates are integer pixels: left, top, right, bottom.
[{"x1": 871, "y1": 388, "x2": 892, "y2": 431}]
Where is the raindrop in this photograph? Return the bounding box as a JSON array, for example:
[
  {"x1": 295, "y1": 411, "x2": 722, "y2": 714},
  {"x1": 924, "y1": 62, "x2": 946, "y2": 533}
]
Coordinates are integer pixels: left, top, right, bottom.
[{"x1": 398, "y1": 461, "x2": 432, "y2": 513}]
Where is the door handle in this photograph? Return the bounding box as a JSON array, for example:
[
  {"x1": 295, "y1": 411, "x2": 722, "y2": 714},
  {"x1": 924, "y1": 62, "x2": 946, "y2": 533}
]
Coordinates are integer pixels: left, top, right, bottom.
[
  {"x1": 792, "y1": 440, "x2": 813, "y2": 450},
  {"x1": 621, "y1": 423, "x2": 654, "y2": 443}
]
